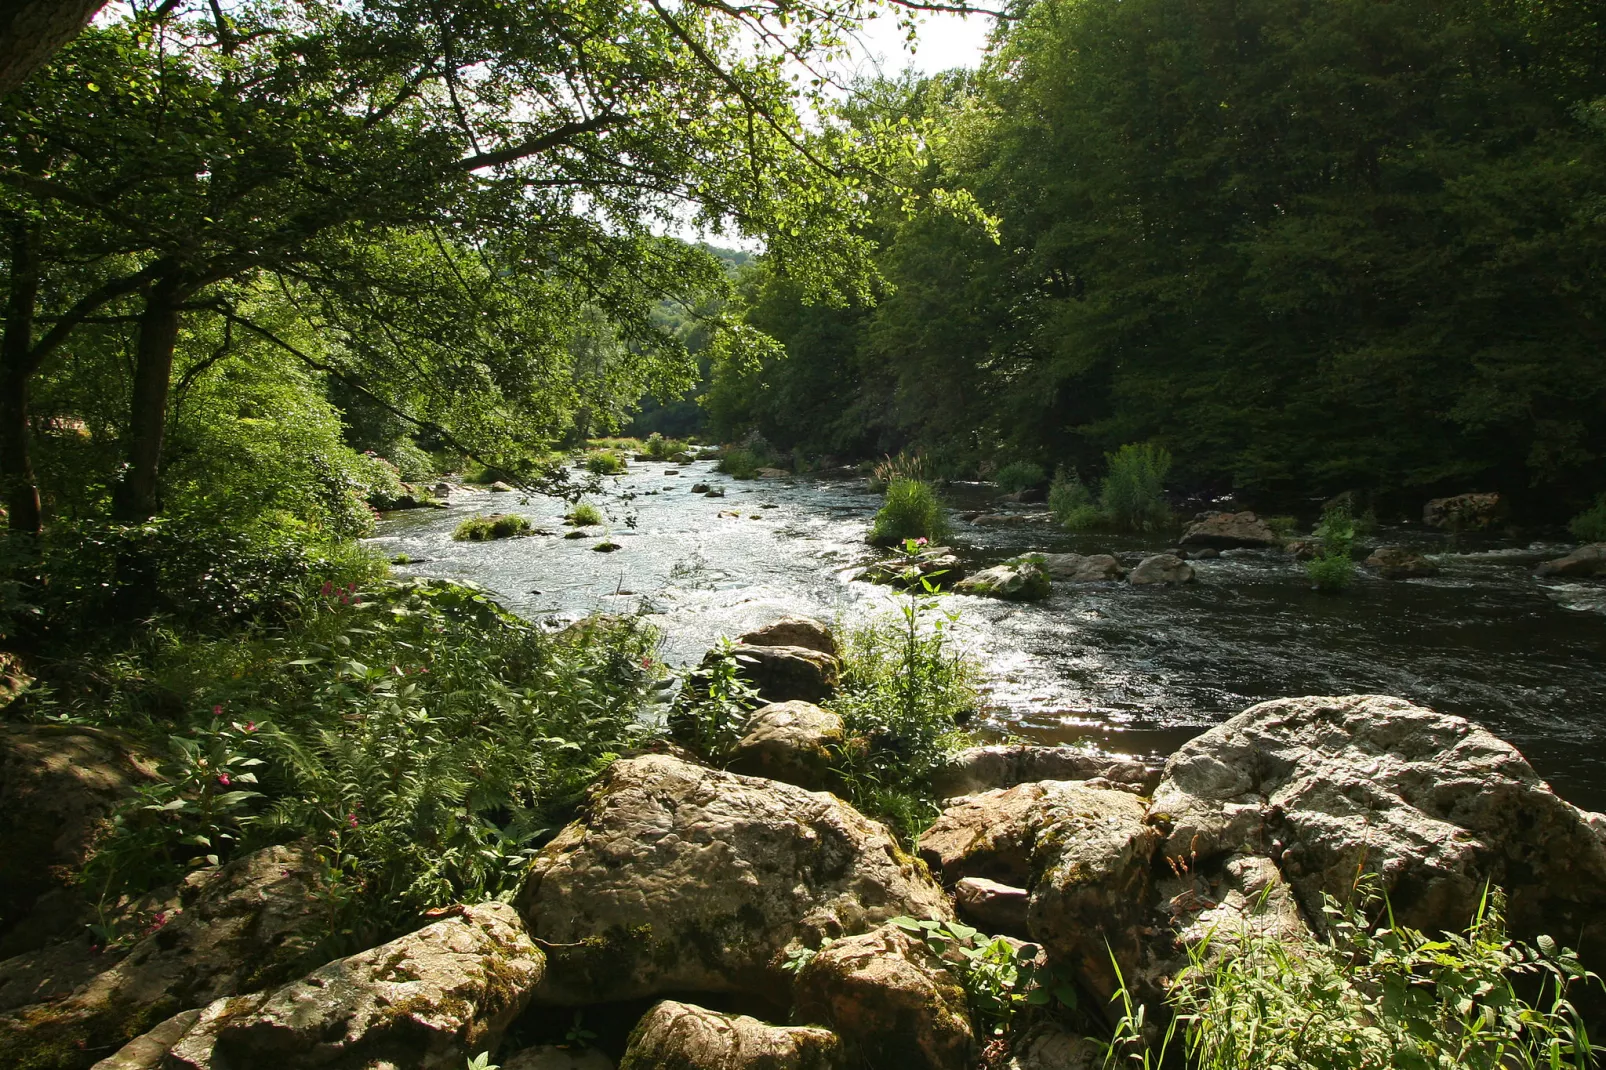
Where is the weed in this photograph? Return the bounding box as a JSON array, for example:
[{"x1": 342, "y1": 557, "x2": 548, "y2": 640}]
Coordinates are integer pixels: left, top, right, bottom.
[
  {"x1": 565, "y1": 503, "x2": 604, "y2": 526},
  {"x1": 642, "y1": 433, "x2": 688, "y2": 461},
  {"x1": 1305, "y1": 500, "x2": 1355, "y2": 593},
  {"x1": 583, "y1": 450, "x2": 627, "y2": 476},
  {"x1": 995, "y1": 461, "x2": 1047, "y2": 495},
  {"x1": 453, "y1": 514, "x2": 531, "y2": 541},
  {"x1": 1569, "y1": 495, "x2": 1606, "y2": 543},
  {"x1": 869, "y1": 479, "x2": 951, "y2": 547},
  {"x1": 869, "y1": 451, "x2": 931, "y2": 492},
  {"x1": 1099, "y1": 444, "x2": 1172, "y2": 532},
  {"x1": 717, "y1": 447, "x2": 765, "y2": 479}
]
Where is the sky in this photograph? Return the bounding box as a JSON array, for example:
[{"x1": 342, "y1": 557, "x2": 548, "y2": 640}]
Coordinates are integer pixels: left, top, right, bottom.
[{"x1": 844, "y1": 9, "x2": 996, "y2": 79}]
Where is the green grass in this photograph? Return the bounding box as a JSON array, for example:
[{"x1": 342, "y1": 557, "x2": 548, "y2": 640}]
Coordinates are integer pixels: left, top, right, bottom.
[
  {"x1": 564, "y1": 502, "x2": 603, "y2": 526},
  {"x1": 994, "y1": 460, "x2": 1046, "y2": 494},
  {"x1": 642, "y1": 433, "x2": 688, "y2": 460},
  {"x1": 1305, "y1": 500, "x2": 1356, "y2": 592},
  {"x1": 1099, "y1": 443, "x2": 1172, "y2": 532},
  {"x1": 868, "y1": 451, "x2": 930, "y2": 492},
  {"x1": 868, "y1": 479, "x2": 951, "y2": 546},
  {"x1": 453, "y1": 514, "x2": 531, "y2": 541},
  {"x1": 586, "y1": 436, "x2": 644, "y2": 452},
  {"x1": 582, "y1": 450, "x2": 627, "y2": 475},
  {"x1": 1048, "y1": 467, "x2": 1103, "y2": 530}
]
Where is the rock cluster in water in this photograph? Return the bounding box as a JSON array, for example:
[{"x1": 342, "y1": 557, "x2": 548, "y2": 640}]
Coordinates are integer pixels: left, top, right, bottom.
[{"x1": 5, "y1": 621, "x2": 1606, "y2": 1070}]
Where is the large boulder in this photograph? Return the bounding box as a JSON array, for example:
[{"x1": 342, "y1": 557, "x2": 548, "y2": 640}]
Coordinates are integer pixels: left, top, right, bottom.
[
  {"x1": 1179, "y1": 512, "x2": 1279, "y2": 550},
  {"x1": 726, "y1": 702, "x2": 844, "y2": 791},
  {"x1": 1026, "y1": 788, "x2": 1158, "y2": 1012},
  {"x1": 858, "y1": 549, "x2": 966, "y2": 590},
  {"x1": 706, "y1": 645, "x2": 840, "y2": 704},
  {"x1": 107, "y1": 902, "x2": 542, "y2": 1070},
  {"x1": 931, "y1": 746, "x2": 1159, "y2": 799},
  {"x1": 1423, "y1": 492, "x2": 1501, "y2": 530},
  {"x1": 737, "y1": 616, "x2": 837, "y2": 658},
  {"x1": 918, "y1": 781, "x2": 1142, "y2": 888},
  {"x1": 1128, "y1": 554, "x2": 1194, "y2": 585},
  {"x1": 1536, "y1": 544, "x2": 1606, "y2": 578},
  {"x1": 793, "y1": 924, "x2": 972, "y2": 1070},
  {"x1": 618, "y1": 1001, "x2": 840, "y2": 1070},
  {"x1": 514, "y1": 754, "x2": 951, "y2": 1008},
  {"x1": 1147, "y1": 695, "x2": 1606, "y2": 956},
  {"x1": 1363, "y1": 546, "x2": 1440, "y2": 579},
  {"x1": 1161, "y1": 853, "x2": 1311, "y2": 955},
  {"x1": 1038, "y1": 554, "x2": 1124, "y2": 583},
  {"x1": 0, "y1": 725, "x2": 159, "y2": 953},
  {"x1": 0, "y1": 844, "x2": 329, "y2": 1070},
  {"x1": 953, "y1": 560, "x2": 1051, "y2": 601}
]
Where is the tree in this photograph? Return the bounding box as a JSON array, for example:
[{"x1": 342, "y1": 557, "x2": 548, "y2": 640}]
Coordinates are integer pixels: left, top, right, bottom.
[{"x1": 0, "y1": 0, "x2": 108, "y2": 99}]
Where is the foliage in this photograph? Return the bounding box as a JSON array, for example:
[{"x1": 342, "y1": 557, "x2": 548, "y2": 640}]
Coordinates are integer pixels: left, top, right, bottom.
[
  {"x1": 669, "y1": 637, "x2": 761, "y2": 760},
  {"x1": 829, "y1": 574, "x2": 977, "y2": 844},
  {"x1": 453, "y1": 514, "x2": 531, "y2": 541},
  {"x1": 582, "y1": 450, "x2": 627, "y2": 476},
  {"x1": 641, "y1": 433, "x2": 689, "y2": 460},
  {"x1": 1264, "y1": 516, "x2": 1299, "y2": 537},
  {"x1": 869, "y1": 479, "x2": 951, "y2": 547},
  {"x1": 564, "y1": 503, "x2": 604, "y2": 526},
  {"x1": 1109, "y1": 884, "x2": 1598, "y2": 1070},
  {"x1": 1049, "y1": 467, "x2": 1103, "y2": 531},
  {"x1": 1099, "y1": 445, "x2": 1173, "y2": 533},
  {"x1": 71, "y1": 579, "x2": 662, "y2": 951},
  {"x1": 717, "y1": 447, "x2": 768, "y2": 479},
  {"x1": 889, "y1": 917, "x2": 1078, "y2": 1038},
  {"x1": 1569, "y1": 496, "x2": 1606, "y2": 543},
  {"x1": 1306, "y1": 501, "x2": 1356, "y2": 593},
  {"x1": 995, "y1": 461, "x2": 1047, "y2": 494}
]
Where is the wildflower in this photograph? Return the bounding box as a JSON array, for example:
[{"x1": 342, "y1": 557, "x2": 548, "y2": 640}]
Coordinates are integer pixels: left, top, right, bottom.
[
  {"x1": 243, "y1": 721, "x2": 257, "y2": 733},
  {"x1": 320, "y1": 581, "x2": 334, "y2": 597},
  {"x1": 915, "y1": 537, "x2": 929, "y2": 546},
  {"x1": 212, "y1": 704, "x2": 223, "y2": 716},
  {"x1": 217, "y1": 774, "x2": 231, "y2": 787},
  {"x1": 346, "y1": 813, "x2": 360, "y2": 829}
]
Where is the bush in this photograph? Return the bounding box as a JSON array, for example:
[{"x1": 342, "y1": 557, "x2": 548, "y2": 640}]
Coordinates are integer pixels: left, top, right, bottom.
[
  {"x1": 994, "y1": 461, "x2": 1047, "y2": 494},
  {"x1": 869, "y1": 479, "x2": 951, "y2": 546},
  {"x1": 1112, "y1": 883, "x2": 1597, "y2": 1070},
  {"x1": 1048, "y1": 467, "x2": 1102, "y2": 531},
  {"x1": 868, "y1": 451, "x2": 931, "y2": 492},
  {"x1": 378, "y1": 438, "x2": 437, "y2": 482},
  {"x1": 71, "y1": 579, "x2": 663, "y2": 954},
  {"x1": 642, "y1": 433, "x2": 688, "y2": 460},
  {"x1": 564, "y1": 502, "x2": 604, "y2": 526},
  {"x1": 583, "y1": 450, "x2": 626, "y2": 475},
  {"x1": 1264, "y1": 515, "x2": 1298, "y2": 537},
  {"x1": 1305, "y1": 500, "x2": 1355, "y2": 593},
  {"x1": 1569, "y1": 495, "x2": 1606, "y2": 543},
  {"x1": 829, "y1": 587, "x2": 978, "y2": 844},
  {"x1": 717, "y1": 446, "x2": 765, "y2": 479},
  {"x1": 453, "y1": 514, "x2": 531, "y2": 541},
  {"x1": 1099, "y1": 443, "x2": 1172, "y2": 532}
]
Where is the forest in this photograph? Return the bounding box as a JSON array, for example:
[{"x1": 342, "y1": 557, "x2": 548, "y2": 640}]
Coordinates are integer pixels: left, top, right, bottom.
[{"x1": 1, "y1": 0, "x2": 1605, "y2": 1068}]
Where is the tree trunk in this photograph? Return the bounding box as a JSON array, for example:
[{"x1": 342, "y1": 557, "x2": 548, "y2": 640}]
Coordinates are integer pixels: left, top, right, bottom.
[
  {"x1": 111, "y1": 277, "x2": 184, "y2": 523},
  {"x1": 0, "y1": 0, "x2": 108, "y2": 99},
  {"x1": 0, "y1": 218, "x2": 41, "y2": 535}
]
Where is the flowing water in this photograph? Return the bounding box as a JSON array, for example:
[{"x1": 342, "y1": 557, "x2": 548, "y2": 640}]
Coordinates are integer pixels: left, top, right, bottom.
[{"x1": 372, "y1": 459, "x2": 1606, "y2": 810}]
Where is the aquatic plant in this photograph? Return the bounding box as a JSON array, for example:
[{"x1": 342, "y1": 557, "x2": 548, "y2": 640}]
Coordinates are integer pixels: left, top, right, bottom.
[
  {"x1": 453, "y1": 514, "x2": 530, "y2": 541},
  {"x1": 583, "y1": 450, "x2": 627, "y2": 475},
  {"x1": 1305, "y1": 500, "x2": 1355, "y2": 593},
  {"x1": 1099, "y1": 443, "x2": 1172, "y2": 532},
  {"x1": 868, "y1": 451, "x2": 931, "y2": 492},
  {"x1": 564, "y1": 502, "x2": 604, "y2": 526},
  {"x1": 1048, "y1": 467, "x2": 1102, "y2": 531},
  {"x1": 642, "y1": 433, "x2": 688, "y2": 460},
  {"x1": 995, "y1": 460, "x2": 1046, "y2": 494},
  {"x1": 869, "y1": 479, "x2": 951, "y2": 546}
]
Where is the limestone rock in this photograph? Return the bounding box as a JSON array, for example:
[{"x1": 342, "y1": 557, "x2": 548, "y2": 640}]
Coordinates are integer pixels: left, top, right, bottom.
[
  {"x1": 1026, "y1": 788, "x2": 1158, "y2": 1011},
  {"x1": 1423, "y1": 492, "x2": 1501, "y2": 530},
  {"x1": 1363, "y1": 547, "x2": 1440, "y2": 579},
  {"x1": 953, "y1": 878, "x2": 1030, "y2": 936},
  {"x1": 737, "y1": 616, "x2": 837, "y2": 658},
  {"x1": 1536, "y1": 544, "x2": 1606, "y2": 578},
  {"x1": 726, "y1": 702, "x2": 844, "y2": 791},
  {"x1": 1164, "y1": 853, "x2": 1311, "y2": 954},
  {"x1": 931, "y1": 746, "x2": 1159, "y2": 799},
  {"x1": 1038, "y1": 553, "x2": 1124, "y2": 583},
  {"x1": 1179, "y1": 512, "x2": 1279, "y2": 550},
  {"x1": 1004, "y1": 1022, "x2": 1101, "y2": 1070},
  {"x1": 0, "y1": 724, "x2": 159, "y2": 952},
  {"x1": 618, "y1": 1000, "x2": 840, "y2": 1070},
  {"x1": 954, "y1": 560, "x2": 1051, "y2": 601},
  {"x1": 708, "y1": 644, "x2": 839, "y2": 704},
  {"x1": 502, "y1": 1046, "x2": 615, "y2": 1070},
  {"x1": 920, "y1": 781, "x2": 1138, "y2": 887},
  {"x1": 793, "y1": 924, "x2": 972, "y2": 1070},
  {"x1": 1129, "y1": 554, "x2": 1194, "y2": 585},
  {"x1": 490, "y1": 481, "x2": 514, "y2": 492},
  {"x1": 514, "y1": 754, "x2": 951, "y2": 1008},
  {"x1": 0, "y1": 844, "x2": 328, "y2": 1070},
  {"x1": 1147, "y1": 694, "x2": 1606, "y2": 955}
]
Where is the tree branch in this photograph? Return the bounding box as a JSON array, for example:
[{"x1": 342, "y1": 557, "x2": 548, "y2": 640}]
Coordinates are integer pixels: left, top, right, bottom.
[{"x1": 456, "y1": 113, "x2": 623, "y2": 171}]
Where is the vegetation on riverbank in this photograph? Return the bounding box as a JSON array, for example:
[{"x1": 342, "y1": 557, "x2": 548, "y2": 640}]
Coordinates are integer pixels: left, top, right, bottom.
[{"x1": 870, "y1": 479, "x2": 952, "y2": 546}]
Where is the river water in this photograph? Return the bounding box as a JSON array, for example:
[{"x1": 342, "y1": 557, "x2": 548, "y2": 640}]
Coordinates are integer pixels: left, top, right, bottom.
[{"x1": 372, "y1": 459, "x2": 1606, "y2": 810}]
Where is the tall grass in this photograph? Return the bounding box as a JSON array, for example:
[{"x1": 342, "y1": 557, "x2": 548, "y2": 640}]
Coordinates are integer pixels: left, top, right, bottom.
[
  {"x1": 868, "y1": 451, "x2": 931, "y2": 492},
  {"x1": 1306, "y1": 500, "x2": 1355, "y2": 592},
  {"x1": 1048, "y1": 467, "x2": 1103, "y2": 531},
  {"x1": 1099, "y1": 443, "x2": 1172, "y2": 531},
  {"x1": 717, "y1": 447, "x2": 765, "y2": 479},
  {"x1": 583, "y1": 449, "x2": 626, "y2": 475},
  {"x1": 564, "y1": 502, "x2": 603, "y2": 526},
  {"x1": 868, "y1": 479, "x2": 951, "y2": 546},
  {"x1": 642, "y1": 433, "x2": 688, "y2": 460},
  {"x1": 1569, "y1": 495, "x2": 1606, "y2": 543},
  {"x1": 995, "y1": 460, "x2": 1046, "y2": 494},
  {"x1": 452, "y1": 514, "x2": 530, "y2": 540}
]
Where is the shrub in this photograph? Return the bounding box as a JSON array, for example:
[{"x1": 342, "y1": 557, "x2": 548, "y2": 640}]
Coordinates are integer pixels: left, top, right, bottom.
[
  {"x1": 829, "y1": 584, "x2": 978, "y2": 844},
  {"x1": 564, "y1": 502, "x2": 604, "y2": 526},
  {"x1": 1264, "y1": 515, "x2": 1298, "y2": 537},
  {"x1": 453, "y1": 514, "x2": 531, "y2": 541},
  {"x1": 869, "y1": 479, "x2": 951, "y2": 546},
  {"x1": 1569, "y1": 495, "x2": 1606, "y2": 543},
  {"x1": 1048, "y1": 467, "x2": 1102, "y2": 531},
  {"x1": 1111, "y1": 883, "x2": 1597, "y2": 1070},
  {"x1": 868, "y1": 451, "x2": 931, "y2": 492},
  {"x1": 1305, "y1": 500, "x2": 1355, "y2": 593},
  {"x1": 1099, "y1": 443, "x2": 1173, "y2": 532},
  {"x1": 994, "y1": 460, "x2": 1046, "y2": 495},
  {"x1": 717, "y1": 447, "x2": 764, "y2": 479},
  {"x1": 583, "y1": 450, "x2": 626, "y2": 475},
  {"x1": 642, "y1": 433, "x2": 688, "y2": 460},
  {"x1": 379, "y1": 438, "x2": 437, "y2": 482}
]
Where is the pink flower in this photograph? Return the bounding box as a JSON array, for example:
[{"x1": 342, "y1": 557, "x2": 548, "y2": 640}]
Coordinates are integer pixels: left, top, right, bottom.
[
  {"x1": 217, "y1": 774, "x2": 231, "y2": 787},
  {"x1": 641, "y1": 656, "x2": 653, "y2": 668},
  {"x1": 243, "y1": 721, "x2": 257, "y2": 733},
  {"x1": 346, "y1": 813, "x2": 360, "y2": 829},
  {"x1": 320, "y1": 581, "x2": 334, "y2": 597},
  {"x1": 915, "y1": 537, "x2": 929, "y2": 546},
  {"x1": 213, "y1": 704, "x2": 223, "y2": 716}
]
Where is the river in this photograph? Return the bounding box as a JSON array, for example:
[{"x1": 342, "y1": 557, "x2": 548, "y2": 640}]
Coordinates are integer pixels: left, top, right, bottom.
[{"x1": 372, "y1": 458, "x2": 1606, "y2": 810}]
